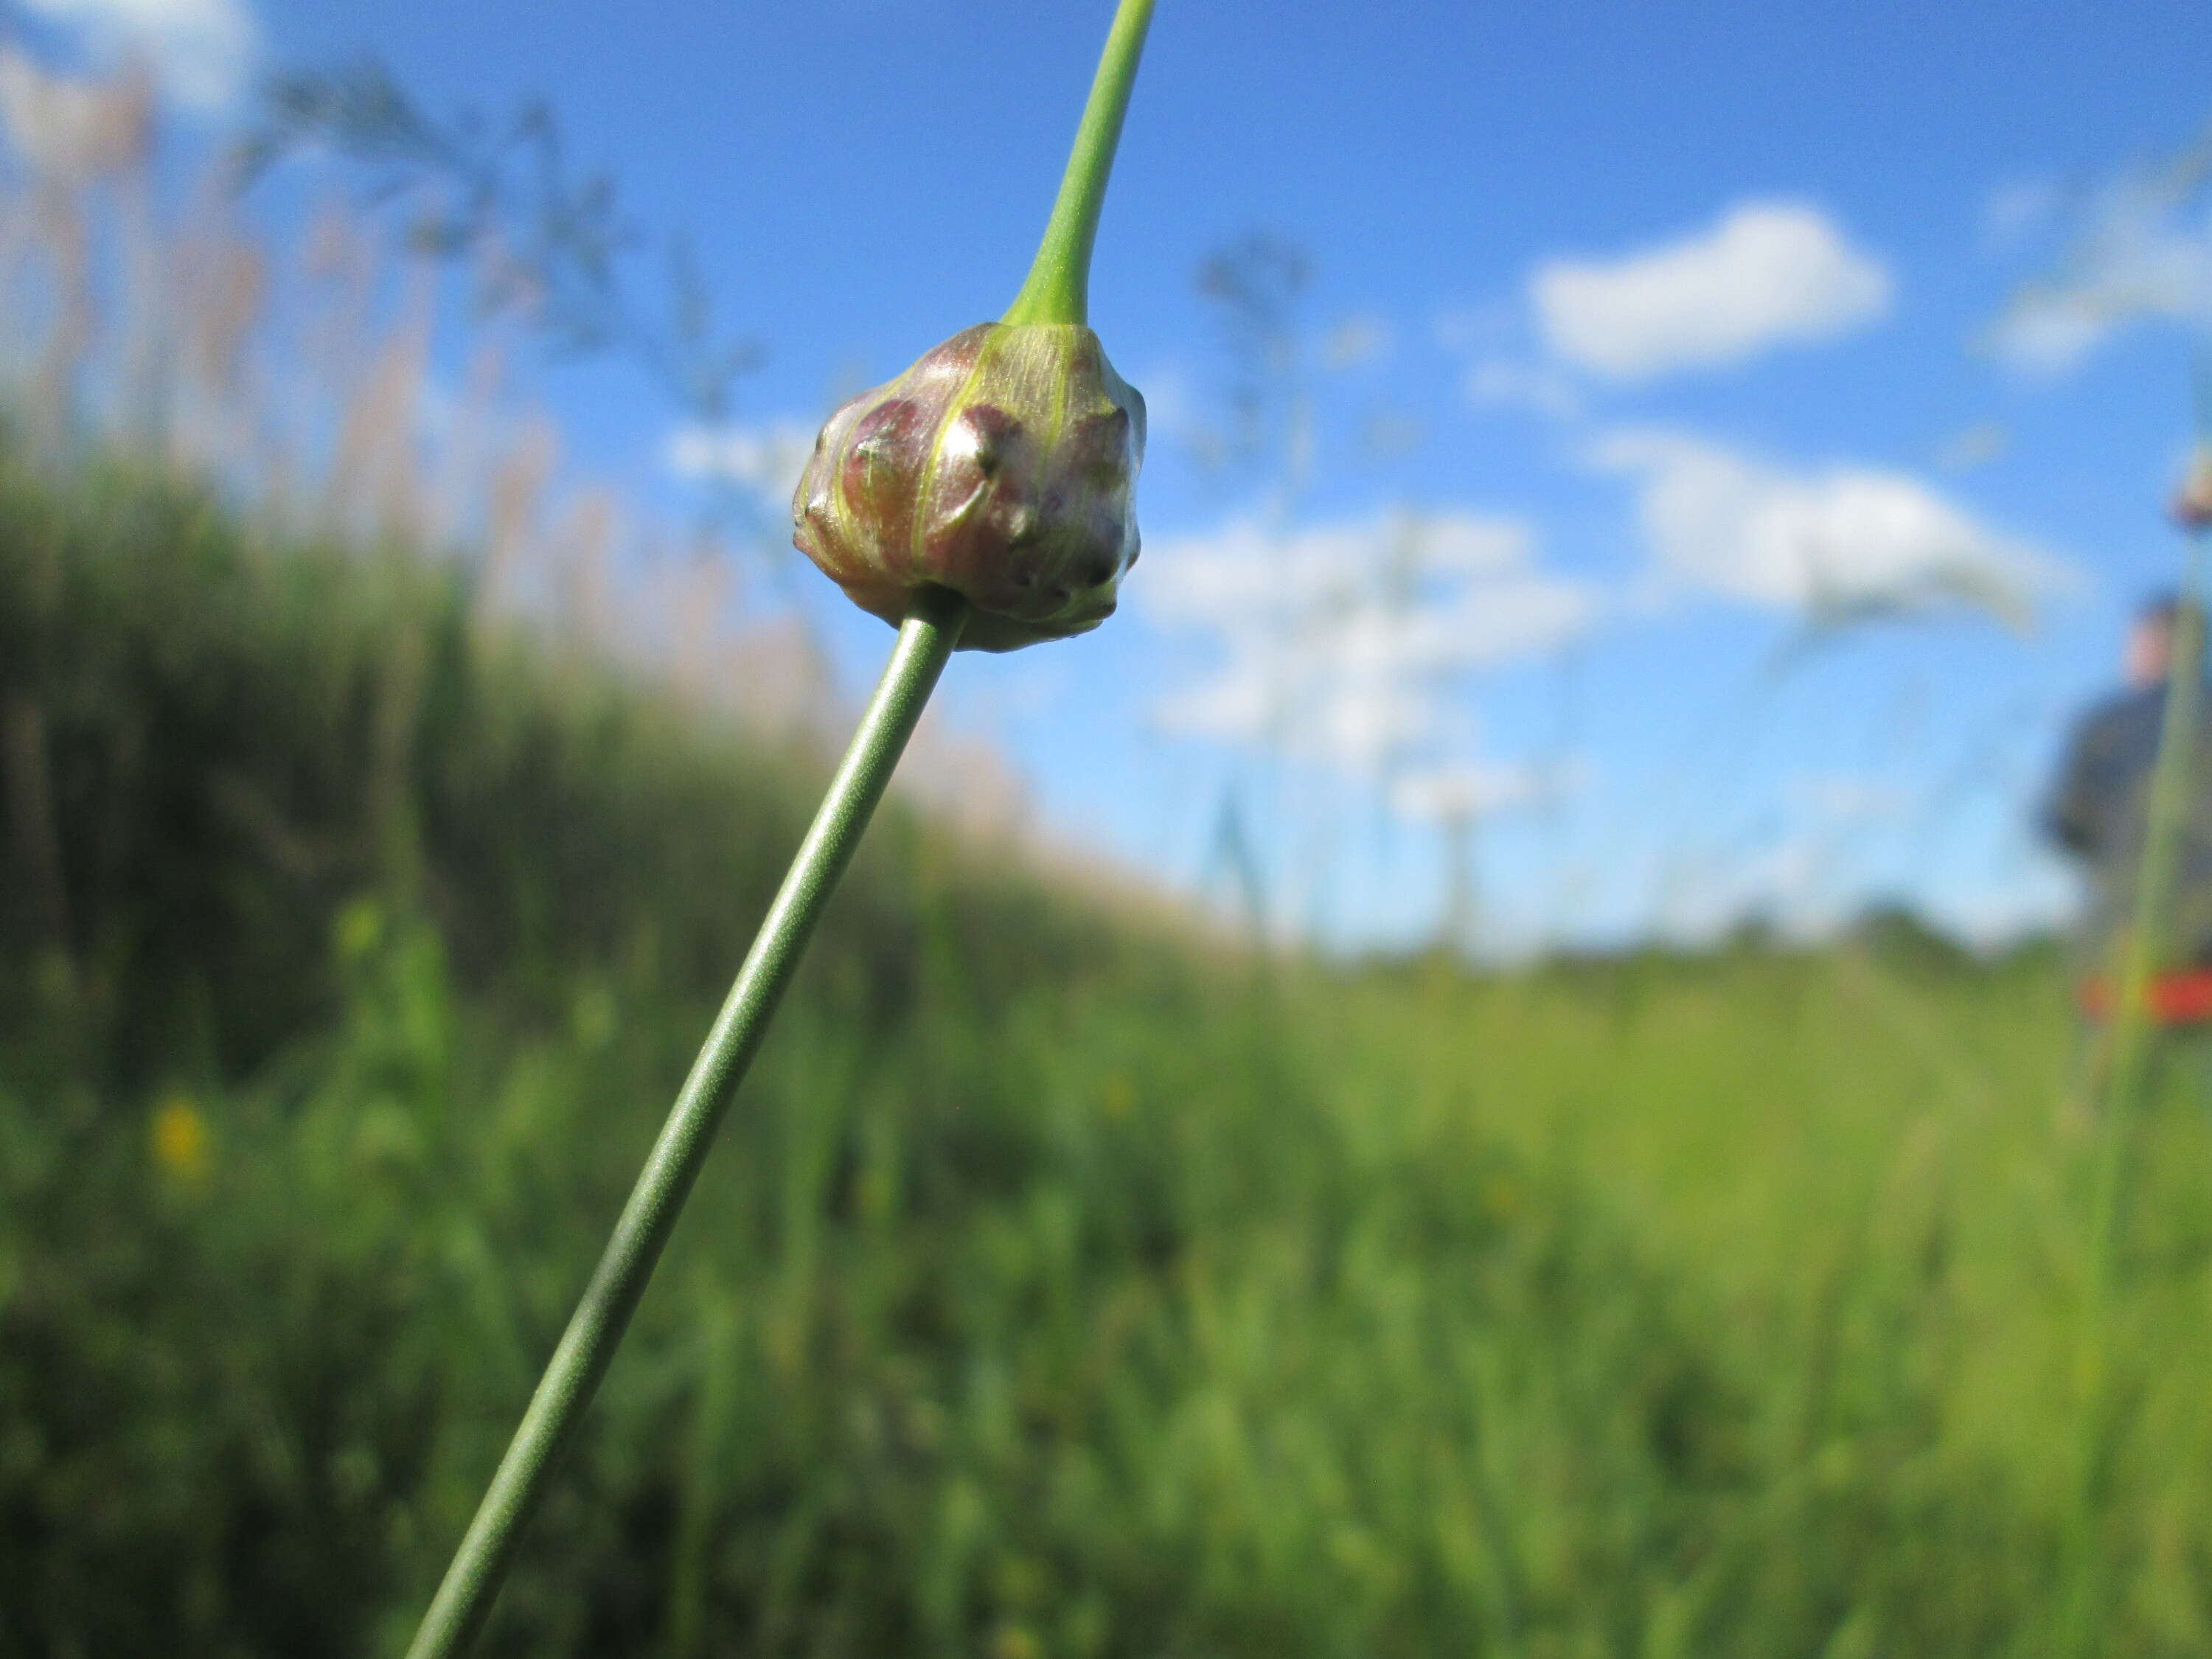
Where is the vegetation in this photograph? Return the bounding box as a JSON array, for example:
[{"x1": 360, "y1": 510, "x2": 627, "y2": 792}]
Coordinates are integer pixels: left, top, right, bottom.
[{"x1": 5, "y1": 444, "x2": 2212, "y2": 1658}]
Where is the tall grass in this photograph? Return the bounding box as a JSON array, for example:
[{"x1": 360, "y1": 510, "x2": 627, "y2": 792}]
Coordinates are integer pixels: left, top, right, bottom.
[{"x1": 7, "y1": 442, "x2": 2212, "y2": 1656}]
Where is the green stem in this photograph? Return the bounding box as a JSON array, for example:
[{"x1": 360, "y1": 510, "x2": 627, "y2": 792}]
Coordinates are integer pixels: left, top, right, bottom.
[
  {"x1": 2064, "y1": 530, "x2": 2208, "y2": 1655},
  {"x1": 403, "y1": 588, "x2": 967, "y2": 1659},
  {"x1": 2100, "y1": 535, "x2": 2209, "y2": 1136},
  {"x1": 1001, "y1": 0, "x2": 1157, "y2": 328}
]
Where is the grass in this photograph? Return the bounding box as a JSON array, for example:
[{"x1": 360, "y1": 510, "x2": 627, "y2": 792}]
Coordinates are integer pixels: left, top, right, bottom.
[{"x1": 6, "y1": 448, "x2": 2212, "y2": 1657}]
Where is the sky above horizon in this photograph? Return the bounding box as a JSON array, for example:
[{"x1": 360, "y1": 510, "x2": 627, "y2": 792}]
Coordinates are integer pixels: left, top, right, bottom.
[{"x1": 14, "y1": 0, "x2": 2212, "y2": 953}]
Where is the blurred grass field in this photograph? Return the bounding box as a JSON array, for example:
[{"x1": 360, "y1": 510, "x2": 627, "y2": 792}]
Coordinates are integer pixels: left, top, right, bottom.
[{"x1": 6, "y1": 445, "x2": 2212, "y2": 1658}]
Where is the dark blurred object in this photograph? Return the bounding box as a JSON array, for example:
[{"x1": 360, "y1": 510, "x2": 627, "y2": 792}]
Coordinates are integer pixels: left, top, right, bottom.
[
  {"x1": 2174, "y1": 443, "x2": 2212, "y2": 530},
  {"x1": 2042, "y1": 591, "x2": 2212, "y2": 990},
  {"x1": 1192, "y1": 231, "x2": 1310, "y2": 484}
]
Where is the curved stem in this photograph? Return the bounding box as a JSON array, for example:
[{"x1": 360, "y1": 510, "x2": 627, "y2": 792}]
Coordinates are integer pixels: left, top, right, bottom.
[
  {"x1": 2093, "y1": 532, "x2": 2208, "y2": 1249},
  {"x1": 2108, "y1": 539, "x2": 2208, "y2": 1091},
  {"x1": 404, "y1": 588, "x2": 967, "y2": 1659},
  {"x1": 2064, "y1": 529, "x2": 2208, "y2": 1657},
  {"x1": 1001, "y1": 0, "x2": 1157, "y2": 328}
]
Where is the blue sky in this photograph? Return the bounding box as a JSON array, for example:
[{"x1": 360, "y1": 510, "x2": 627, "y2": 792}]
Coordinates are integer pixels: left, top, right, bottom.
[{"x1": 17, "y1": 0, "x2": 2212, "y2": 951}]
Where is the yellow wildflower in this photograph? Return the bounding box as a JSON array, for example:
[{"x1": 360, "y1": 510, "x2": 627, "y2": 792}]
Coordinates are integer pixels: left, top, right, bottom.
[{"x1": 150, "y1": 1094, "x2": 211, "y2": 1185}]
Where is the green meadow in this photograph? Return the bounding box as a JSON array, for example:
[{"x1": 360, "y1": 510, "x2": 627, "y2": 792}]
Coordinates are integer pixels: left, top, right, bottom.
[{"x1": 6, "y1": 449, "x2": 2212, "y2": 1658}]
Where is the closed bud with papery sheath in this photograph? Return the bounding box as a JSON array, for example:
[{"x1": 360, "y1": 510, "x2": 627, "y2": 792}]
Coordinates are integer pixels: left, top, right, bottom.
[
  {"x1": 793, "y1": 321, "x2": 1144, "y2": 652},
  {"x1": 790, "y1": 0, "x2": 1155, "y2": 653}
]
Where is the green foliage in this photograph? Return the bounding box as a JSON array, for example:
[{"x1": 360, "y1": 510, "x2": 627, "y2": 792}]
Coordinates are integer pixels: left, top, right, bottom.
[{"x1": 4, "y1": 453, "x2": 2212, "y2": 1656}]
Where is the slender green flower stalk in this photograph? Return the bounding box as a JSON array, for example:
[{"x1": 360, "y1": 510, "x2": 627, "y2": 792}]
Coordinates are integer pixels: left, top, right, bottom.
[
  {"x1": 1001, "y1": 0, "x2": 1156, "y2": 330},
  {"x1": 2062, "y1": 449, "x2": 2212, "y2": 1657},
  {"x1": 403, "y1": 6, "x2": 1156, "y2": 1654},
  {"x1": 403, "y1": 592, "x2": 961, "y2": 1659},
  {"x1": 2088, "y1": 464, "x2": 2212, "y2": 1265},
  {"x1": 2091, "y1": 577, "x2": 2205, "y2": 1136}
]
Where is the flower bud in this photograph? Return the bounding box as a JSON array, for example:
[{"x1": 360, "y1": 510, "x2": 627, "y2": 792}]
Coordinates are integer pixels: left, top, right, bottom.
[{"x1": 793, "y1": 321, "x2": 1145, "y2": 653}]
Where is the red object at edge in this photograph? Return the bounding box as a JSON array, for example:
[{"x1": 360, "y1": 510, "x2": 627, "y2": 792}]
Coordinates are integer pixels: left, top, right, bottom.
[{"x1": 2079, "y1": 970, "x2": 2212, "y2": 1025}]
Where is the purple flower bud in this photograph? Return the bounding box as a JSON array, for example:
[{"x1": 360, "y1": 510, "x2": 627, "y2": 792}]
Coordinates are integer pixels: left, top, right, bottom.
[{"x1": 793, "y1": 321, "x2": 1145, "y2": 652}]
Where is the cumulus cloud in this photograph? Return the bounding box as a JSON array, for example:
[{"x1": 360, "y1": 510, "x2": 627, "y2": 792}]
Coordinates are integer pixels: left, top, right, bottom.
[
  {"x1": 1145, "y1": 509, "x2": 1596, "y2": 774},
  {"x1": 18, "y1": 0, "x2": 257, "y2": 111},
  {"x1": 1586, "y1": 427, "x2": 2068, "y2": 625},
  {"x1": 1531, "y1": 201, "x2": 1892, "y2": 381},
  {"x1": 1391, "y1": 758, "x2": 1584, "y2": 821},
  {"x1": 666, "y1": 419, "x2": 815, "y2": 512},
  {"x1": 1464, "y1": 358, "x2": 1582, "y2": 421},
  {"x1": 1985, "y1": 142, "x2": 2212, "y2": 373}
]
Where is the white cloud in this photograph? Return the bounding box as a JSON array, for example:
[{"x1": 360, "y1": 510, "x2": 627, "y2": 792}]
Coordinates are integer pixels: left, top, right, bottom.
[
  {"x1": 1531, "y1": 201, "x2": 1891, "y2": 381},
  {"x1": 1986, "y1": 302, "x2": 2118, "y2": 375},
  {"x1": 1391, "y1": 758, "x2": 1584, "y2": 821},
  {"x1": 1985, "y1": 154, "x2": 2212, "y2": 372},
  {"x1": 667, "y1": 419, "x2": 815, "y2": 512},
  {"x1": 1145, "y1": 509, "x2": 1596, "y2": 775},
  {"x1": 1586, "y1": 427, "x2": 2068, "y2": 625},
  {"x1": 1464, "y1": 358, "x2": 1582, "y2": 421},
  {"x1": 18, "y1": 0, "x2": 257, "y2": 111}
]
